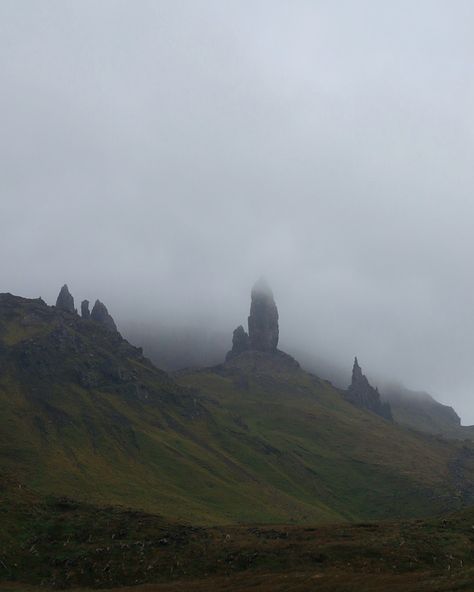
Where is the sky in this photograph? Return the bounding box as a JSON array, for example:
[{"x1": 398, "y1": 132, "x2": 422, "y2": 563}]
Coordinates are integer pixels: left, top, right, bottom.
[{"x1": 2, "y1": 1, "x2": 474, "y2": 421}]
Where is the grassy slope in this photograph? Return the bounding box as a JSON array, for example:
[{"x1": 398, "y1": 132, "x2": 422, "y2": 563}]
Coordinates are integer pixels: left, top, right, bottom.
[
  {"x1": 1, "y1": 294, "x2": 474, "y2": 526},
  {"x1": 176, "y1": 352, "x2": 474, "y2": 522},
  {"x1": 1, "y1": 482, "x2": 474, "y2": 591}
]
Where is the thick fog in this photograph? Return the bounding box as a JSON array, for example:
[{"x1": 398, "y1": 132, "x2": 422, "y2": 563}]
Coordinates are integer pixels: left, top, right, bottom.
[{"x1": 2, "y1": 1, "x2": 474, "y2": 421}]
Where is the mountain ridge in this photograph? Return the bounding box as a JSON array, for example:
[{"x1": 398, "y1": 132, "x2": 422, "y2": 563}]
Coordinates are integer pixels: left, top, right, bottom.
[{"x1": 1, "y1": 289, "x2": 474, "y2": 527}]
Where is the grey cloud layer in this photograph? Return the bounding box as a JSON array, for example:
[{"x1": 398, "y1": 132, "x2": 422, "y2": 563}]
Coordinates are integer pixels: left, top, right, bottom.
[{"x1": 2, "y1": 1, "x2": 474, "y2": 419}]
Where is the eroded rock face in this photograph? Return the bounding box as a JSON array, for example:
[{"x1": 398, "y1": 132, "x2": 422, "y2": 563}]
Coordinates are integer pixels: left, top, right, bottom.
[
  {"x1": 226, "y1": 325, "x2": 250, "y2": 360},
  {"x1": 55, "y1": 285, "x2": 75, "y2": 313},
  {"x1": 248, "y1": 278, "x2": 279, "y2": 352},
  {"x1": 81, "y1": 300, "x2": 90, "y2": 319},
  {"x1": 345, "y1": 358, "x2": 392, "y2": 421},
  {"x1": 91, "y1": 300, "x2": 117, "y2": 332}
]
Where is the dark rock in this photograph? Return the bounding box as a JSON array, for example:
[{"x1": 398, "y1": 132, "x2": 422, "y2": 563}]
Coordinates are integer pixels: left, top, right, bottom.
[
  {"x1": 248, "y1": 278, "x2": 279, "y2": 352},
  {"x1": 226, "y1": 325, "x2": 250, "y2": 360},
  {"x1": 91, "y1": 300, "x2": 117, "y2": 332},
  {"x1": 56, "y1": 284, "x2": 75, "y2": 313},
  {"x1": 225, "y1": 279, "x2": 281, "y2": 361},
  {"x1": 233, "y1": 325, "x2": 250, "y2": 352},
  {"x1": 345, "y1": 357, "x2": 392, "y2": 421},
  {"x1": 81, "y1": 300, "x2": 90, "y2": 319}
]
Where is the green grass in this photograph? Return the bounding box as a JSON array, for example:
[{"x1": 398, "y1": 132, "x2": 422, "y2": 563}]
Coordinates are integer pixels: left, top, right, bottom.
[
  {"x1": 176, "y1": 353, "x2": 473, "y2": 521},
  {"x1": 2, "y1": 484, "x2": 474, "y2": 591},
  {"x1": 3, "y1": 294, "x2": 474, "y2": 591},
  {"x1": 1, "y1": 294, "x2": 474, "y2": 527}
]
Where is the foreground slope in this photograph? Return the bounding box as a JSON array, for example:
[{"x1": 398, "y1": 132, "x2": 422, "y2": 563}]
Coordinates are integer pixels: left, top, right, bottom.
[
  {"x1": 1, "y1": 293, "x2": 474, "y2": 525},
  {"x1": 2, "y1": 481, "x2": 474, "y2": 591}
]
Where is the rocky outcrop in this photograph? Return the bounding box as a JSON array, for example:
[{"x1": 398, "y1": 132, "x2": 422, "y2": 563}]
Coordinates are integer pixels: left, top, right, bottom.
[
  {"x1": 91, "y1": 300, "x2": 117, "y2": 332},
  {"x1": 226, "y1": 325, "x2": 250, "y2": 361},
  {"x1": 345, "y1": 358, "x2": 392, "y2": 421},
  {"x1": 226, "y1": 278, "x2": 280, "y2": 360},
  {"x1": 55, "y1": 284, "x2": 75, "y2": 313},
  {"x1": 248, "y1": 278, "x2": 279, "y2": 352},
  {"x1": 81, "y1": 300, "x2": 90, "y2": 319}
]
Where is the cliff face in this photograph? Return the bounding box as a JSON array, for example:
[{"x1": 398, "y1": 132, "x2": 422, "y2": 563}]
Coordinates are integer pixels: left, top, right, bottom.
[
  {"x1": 0, "y1": 292, "x2": 159, "y2": 397},
  {"x1": 381, "y1": 384, "x2": 470, "y2": 438},
  {"x1": 345, "y1": 357, "x2": 393, "y2": 421}
]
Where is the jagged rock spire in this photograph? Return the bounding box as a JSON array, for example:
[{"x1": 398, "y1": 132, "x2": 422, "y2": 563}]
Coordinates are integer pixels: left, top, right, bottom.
[
  {"x1": 81, "y1": 299, "x2": 90, "y2": 319},
  {"x1": 226, "y1": 278, "x2": 280, "y2": 360},
  {"x1": 351, "y1": 356, "x2": 365, "y2": 386},
  {"x1": 248, "y1": 278, "x2": 279, "y2": 352},
  {"x1": 91, "y1": 300, "x2": 117, "y2": 332},
  {"x1": 55, "y1": 284, "x2": 75, "y2": 313},
  {"x1": 345, "y1": 357, "x2": 392, "y2": 421}
]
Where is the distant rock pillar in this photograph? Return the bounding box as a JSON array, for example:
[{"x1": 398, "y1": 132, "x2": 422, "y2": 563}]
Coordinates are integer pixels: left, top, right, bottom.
[
  {"x1": 346, "y1": 357, "x2": 393, "y2": 421},
  {"x1": 91, "y1": 299, "x2": 117, "y2": 332},
  {"x1": 81, "y1": 300, "x2": 90, "y2": 319},
  {"x1": 55, "y1": 284, "x2": 75, "y2": 313},
  {"x1": 248, "y1": 278, "x2": 279, "y2": 352}
]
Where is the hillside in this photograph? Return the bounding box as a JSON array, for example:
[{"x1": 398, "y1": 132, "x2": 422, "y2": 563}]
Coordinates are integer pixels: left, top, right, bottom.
[
  {"x1": 1, "y1": 291, "x2": 474, "y2": 527},
  {"x1": 176, "y1": 352, "x2": 474, "y2": 521},
  {"x1": 383, "y1": 384, "x2": 474, "y2": 440}
]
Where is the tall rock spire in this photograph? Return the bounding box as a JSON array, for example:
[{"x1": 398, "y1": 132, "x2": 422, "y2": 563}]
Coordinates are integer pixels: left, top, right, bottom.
[
  {"x1": 351, "y1": 356, "x2": 364, "y2": 386},
  {"x1": 55, "y1": 284, "x2": 75, "y2": 313},
  {"x1": 248, "y1": 278, "x2": 279, "y2": 352},
  {"x1": 345, "y1": 357, "x2": 392, "y2": 421},
  {"x1": 81, "y1": 299, "x2": 90, "y2": 319},
  {"x1": 226, "y1": 278, "x2": 280, "y2": 360}
]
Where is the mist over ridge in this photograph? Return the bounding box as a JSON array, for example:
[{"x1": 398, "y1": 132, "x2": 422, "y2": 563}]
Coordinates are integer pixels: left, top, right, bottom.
[{"x1": 2, "y1": 1, "x2": 474, "y2": 421}]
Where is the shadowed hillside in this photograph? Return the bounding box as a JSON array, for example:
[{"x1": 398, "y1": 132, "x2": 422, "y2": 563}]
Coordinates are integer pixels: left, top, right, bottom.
[
  {"x1": 382, "y1": 384, "x2": 474, "y2": 440},
  {"x1": 2, "y1": 479, "x2": 474, "y2": 591},
  {"x1": 2, "y1": 291, "x2": 474, "y2": 526}
]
